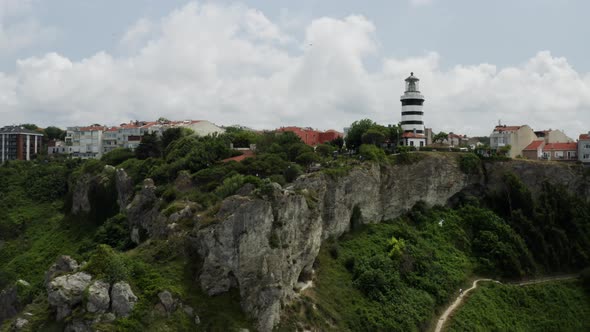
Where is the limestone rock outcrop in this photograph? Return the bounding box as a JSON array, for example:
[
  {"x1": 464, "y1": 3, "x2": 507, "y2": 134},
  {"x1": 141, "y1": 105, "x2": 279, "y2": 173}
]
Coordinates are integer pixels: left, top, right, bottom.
[
  {"x1": 484, "y1": 159, "x2": 590, "y2": 198},
  {"x1": 195, "y1": 154, "x2": 482, "y2": 331},
  {"x1": 71, "y1": 174, "x2": 92, "y2": 214},
  {"x1": 44, "y1": 255, "x2": 80, "y2": 286},
  {"x1": 127, "y1": 179, "x2": 167, "y2": 244},
  {"x1": 47, "y1": 272, "x2": 93, "y2": 320},
  {"x1": 110, "y1": 282, "x2": 137, "y2": 317},
  {"x1": 0, "y1": 286, "x2": 19, "y2": 325},
  {"x1": 86, "y1": 280, "x2": 110, "y2": 314},
  {"x1": 115, "y1": 168, "x2": 134, "y2": 211}
]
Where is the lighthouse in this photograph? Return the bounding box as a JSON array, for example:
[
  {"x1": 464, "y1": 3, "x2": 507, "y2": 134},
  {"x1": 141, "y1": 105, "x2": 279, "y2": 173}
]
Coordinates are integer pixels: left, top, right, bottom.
[{"x1": 400, "y1": 72, "x2": 426, "y2": 148}]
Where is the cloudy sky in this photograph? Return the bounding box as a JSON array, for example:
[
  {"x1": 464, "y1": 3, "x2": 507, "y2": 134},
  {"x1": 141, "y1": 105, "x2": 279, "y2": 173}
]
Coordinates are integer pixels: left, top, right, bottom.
[{"x1": 0, "y1": 0, "x2": 589, "y2": 137}]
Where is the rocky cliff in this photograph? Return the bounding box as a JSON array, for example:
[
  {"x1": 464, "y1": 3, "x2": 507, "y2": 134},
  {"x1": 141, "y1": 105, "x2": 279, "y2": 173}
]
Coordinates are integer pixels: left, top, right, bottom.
[
  {"x1": 64, "y1": 154, "x2": 589, "y2": 332},
  {"x1": 194, "y1": 154, "x2": 483, "y2": 331}
]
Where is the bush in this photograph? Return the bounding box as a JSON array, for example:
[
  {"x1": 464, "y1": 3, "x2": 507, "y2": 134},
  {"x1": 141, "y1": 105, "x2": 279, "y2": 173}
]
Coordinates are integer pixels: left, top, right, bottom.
[
  {"x1": 459, "y1": 153, "x2": 481, "y2": 174},
  {"x1": 84, "y1": 244, "x2": 130, "y2": 283},
  {"x1": 284, "y1": 164, "x2": 303, "y2": 183},
  {"x1": 101, "y1": 148, "x2": 135, "y2": 166},
  {"x1": 214, "y1": 174, "x2": 261, "y2": 198},
  {"x1": 359, "y1": 144, "x2": 386, "y2": 161},
  {"x1": 94, "y1": 214, "x2": 134, "y2": 251}
]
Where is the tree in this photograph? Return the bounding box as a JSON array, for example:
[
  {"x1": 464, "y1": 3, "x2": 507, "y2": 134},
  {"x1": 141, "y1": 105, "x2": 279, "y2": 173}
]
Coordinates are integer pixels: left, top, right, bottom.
[
  {"x1": 135, "y1": 132, "x2": 162, "y2": 160},
  {"x1": 21, "y1": 124, "x2": 38, "y2": 130},
  {"x1": 162, "y1": 127, "x2": 193, "y2": 154},
  {"x1": 433, "y1": 132, "x2": 448, "y2": 144},
  {"x1": 329, "y1": 136, "x2": 344, "y2": 149},
  {"x1": 316, "y1": 143, "x2": 336, "y2": 157},
  {"x1": 43, "y1": 126, "x2": 65, "y2": 140},
  {"x1": 361, "y1": 126, "x2": 388, "y2": 146},
  {"x1": 387, "y1": 124, "x2": 403, "y2": 146},
  {"x1": 345, "y1": 119, "x2": 376, "y2": 150},
  {"x1": 296, "y1": 151, "x2": 320, "y2": 166},
  {"x1": 225, "y1": 127, "x2": 260, "y2": 148}
]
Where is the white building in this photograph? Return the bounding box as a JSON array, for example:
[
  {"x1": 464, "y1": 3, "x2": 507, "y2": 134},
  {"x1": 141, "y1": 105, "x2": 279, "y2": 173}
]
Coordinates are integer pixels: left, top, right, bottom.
[
  {"x1": 62, "y1": 119, "x2": 225, "y2": 159},
  {"x1": 579, "y1": 133, "x2": 590, "y2": 164},
  {"x1": 400, "y1": 73, "x2": 427, "y2": 148},
  {"x1": 65, "y1": 125, "x2": 105, "y2": 159}
]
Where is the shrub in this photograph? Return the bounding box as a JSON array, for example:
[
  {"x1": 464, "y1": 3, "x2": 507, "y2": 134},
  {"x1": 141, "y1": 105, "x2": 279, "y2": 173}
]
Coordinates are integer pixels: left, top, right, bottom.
[
  {"x1": 215, "y1": 174, "x2": 261, "y2": 199},
  {"x1": 101, "y1": 148, "x2": 135, "y2": 166},
  {"x1": 359, "y1": 144, "x2": 386, "y2": 161},
  {"x1": 84, "y1": 244, "x2": 130, "y2": 283},
  {"x1": 459, "y1": 153, "x2": 481, "y2": 174},
  {"x1": 94, "y1": 214, "x2": 134, "y2": 251},
  {"x1": 284, "y1": 164, "x2": 303, "y2": 183}
]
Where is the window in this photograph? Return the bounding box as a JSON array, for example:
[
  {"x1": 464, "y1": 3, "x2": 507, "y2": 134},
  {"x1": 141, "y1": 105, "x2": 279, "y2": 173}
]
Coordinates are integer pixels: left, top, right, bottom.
[
  {"x1": 584, "y1": 154, "x2": 590, "y2": 159},
  {"x1": 585, "y1": 144, "x2": 590, "y2": 149},
  {"x1": 420, "y1": 141, "x2": 424, "y2": 147},
  {"x1": 410, "y1": 141, "x2": 414, "y2": 146}
]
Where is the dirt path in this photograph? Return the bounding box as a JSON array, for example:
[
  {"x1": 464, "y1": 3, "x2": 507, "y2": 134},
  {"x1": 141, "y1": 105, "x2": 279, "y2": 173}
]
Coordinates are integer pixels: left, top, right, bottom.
[{"x1": 433, "y1": 274, "x2": 578, "y2": 332}]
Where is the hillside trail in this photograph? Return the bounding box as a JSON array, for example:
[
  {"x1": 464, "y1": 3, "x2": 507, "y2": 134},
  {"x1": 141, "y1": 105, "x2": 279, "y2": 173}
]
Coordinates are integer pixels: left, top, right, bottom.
[{"x1": 433, "y1": 274, "x2": 578, "y2": 332}]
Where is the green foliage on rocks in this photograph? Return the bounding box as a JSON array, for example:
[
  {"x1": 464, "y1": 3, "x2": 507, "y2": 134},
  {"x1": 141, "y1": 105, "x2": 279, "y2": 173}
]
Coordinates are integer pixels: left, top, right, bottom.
[
  {"x1": 84, "y1": 244, "x2": 130, "y2": 283},
  {"x1": 448, "y1": 281, "x2": 590, "y2": 332}
]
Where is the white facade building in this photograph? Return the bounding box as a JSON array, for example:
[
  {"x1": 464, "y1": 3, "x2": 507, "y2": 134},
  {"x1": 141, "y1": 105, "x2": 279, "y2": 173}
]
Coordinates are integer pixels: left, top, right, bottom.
[
  {"x1": 579, "y1": 133, "x2": 590, "y2": 164},
  {"x1": 400, "y1": 73, "x2": 427, "y2": 148},
  {"x1": 62, "y1": 120, "x2": 225, "y2": 159}
]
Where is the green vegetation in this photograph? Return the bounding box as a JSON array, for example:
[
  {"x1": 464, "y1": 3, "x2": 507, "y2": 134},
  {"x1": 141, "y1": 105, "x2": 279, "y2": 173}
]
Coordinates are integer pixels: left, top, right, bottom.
[
  {"x1": 2, "y1": 119, "x2": 590, "y2": 331},
  {"x1": 280, "y1": 178, "x2": 590, "y2": 331},
  {"x1": 448, "y1": 281, "x2": 590, "y2": 332}
]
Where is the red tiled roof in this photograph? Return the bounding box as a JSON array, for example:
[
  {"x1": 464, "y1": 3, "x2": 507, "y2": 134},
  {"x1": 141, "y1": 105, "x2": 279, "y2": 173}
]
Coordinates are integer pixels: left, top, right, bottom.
[
  {"x1": 523, "y1": 140, "x2": 544, "y2": 150},
  {"x1": 544, "y1": 142, "x2": 577, "y2": 151},
  {"x1": 494, "y1": 125, "x2": 522, "y2": 132},
  {"x1": 579, "y1": 134, "x2": 590, "y2": 140},
  {"x1": 221, "y1": 150, "x2": 255, "y2": 163},
  {"x1": 402, "y1": 132, "x2": 425, "y2": 138}
]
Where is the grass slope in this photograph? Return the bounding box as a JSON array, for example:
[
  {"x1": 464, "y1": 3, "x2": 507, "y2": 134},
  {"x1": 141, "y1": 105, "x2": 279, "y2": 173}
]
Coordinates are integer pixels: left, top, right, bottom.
[
  {"x1": 447, "y1": 281, "x2": 590, "y2": 332},
  {"x1": 279, "y1": 213, "x2": 473, "y2": 331}
]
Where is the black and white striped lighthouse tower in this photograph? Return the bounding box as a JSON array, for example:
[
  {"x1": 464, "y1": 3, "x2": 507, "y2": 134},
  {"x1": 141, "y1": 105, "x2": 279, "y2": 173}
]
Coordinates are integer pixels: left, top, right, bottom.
[{"x1": 400, "y1": 72, "x2": 426, "y2": 148}]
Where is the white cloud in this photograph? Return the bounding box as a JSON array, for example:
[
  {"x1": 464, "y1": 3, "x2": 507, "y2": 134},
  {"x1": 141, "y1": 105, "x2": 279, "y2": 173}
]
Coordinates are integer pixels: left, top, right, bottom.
[
  {"x1": 1, "y1": 1, "x2": 589, "y2": 138},
  {"x1": 0, "y1": 0, "x2": 56, "y2": 55},
  {"x1": 120, "y1": 18, "x2": 153, "y2": 50}
]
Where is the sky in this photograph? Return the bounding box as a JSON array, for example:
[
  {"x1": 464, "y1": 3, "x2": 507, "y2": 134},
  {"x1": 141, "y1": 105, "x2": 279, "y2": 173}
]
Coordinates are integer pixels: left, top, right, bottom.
[{"x1": 0, "y1": 0, "x2": 589, "y2": 137}]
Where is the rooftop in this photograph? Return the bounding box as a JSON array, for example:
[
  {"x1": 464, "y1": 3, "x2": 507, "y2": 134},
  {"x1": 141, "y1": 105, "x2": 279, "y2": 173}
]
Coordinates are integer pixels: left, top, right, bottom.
[
  {"x1": 494, "y1": 125, "x2": 522, "y2": 133},
  {"x1": 0, "y1": 126, "x2": 44, "y2": 136},
  {"x1": 523, "y1": 140, "x2": 544, "y2": 150},
  {"x1": 544, "y1": 142, "x2": 577, "y2": 151}
]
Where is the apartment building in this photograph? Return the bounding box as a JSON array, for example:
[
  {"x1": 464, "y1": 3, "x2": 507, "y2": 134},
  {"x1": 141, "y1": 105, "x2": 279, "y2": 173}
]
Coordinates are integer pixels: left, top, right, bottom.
[
  {"x1": 489, "y1": 125, "x2": 537, "y2": 158},
  {"x1": 63, "y1": 120, "x2": 225, "y2": 159},
  {"x1": 0, "y1": 126, "x2": 44, "y2": 162},
  {"x1": 578, "y1": 133, "x2": 590, "y2": 164}
]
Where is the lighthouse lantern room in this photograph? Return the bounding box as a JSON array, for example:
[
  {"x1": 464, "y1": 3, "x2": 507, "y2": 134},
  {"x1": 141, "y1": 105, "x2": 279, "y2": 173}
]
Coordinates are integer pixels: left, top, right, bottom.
[{"x1": 400, "y1": 72, "x2": 427, "y2": 148}]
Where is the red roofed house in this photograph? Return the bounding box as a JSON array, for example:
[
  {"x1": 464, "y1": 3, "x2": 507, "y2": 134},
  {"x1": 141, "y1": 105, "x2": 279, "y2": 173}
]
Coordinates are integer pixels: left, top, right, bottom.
[
  {"x1": 276, "y1": 127, "x2": 343, "y2": 146},
  {"x1": 578, "y1": 133, "x2": 590, "y2": 164},
  {"x1": 522, "y1": 140, "x2": 545, "y2": 159},
  {"x1": 541, "y1": 142, "x2": 578, "y2": 161}
]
